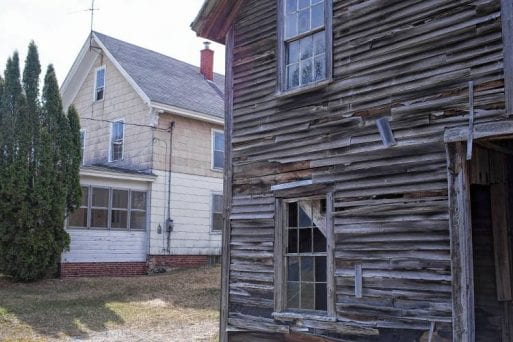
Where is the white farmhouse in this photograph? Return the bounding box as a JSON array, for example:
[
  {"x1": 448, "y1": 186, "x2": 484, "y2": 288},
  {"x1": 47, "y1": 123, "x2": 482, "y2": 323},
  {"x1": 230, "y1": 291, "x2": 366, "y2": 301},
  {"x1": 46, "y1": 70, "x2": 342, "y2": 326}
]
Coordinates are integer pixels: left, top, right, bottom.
[{"x1": 59, "y1": 32, "x2": 224, "y2": 277}]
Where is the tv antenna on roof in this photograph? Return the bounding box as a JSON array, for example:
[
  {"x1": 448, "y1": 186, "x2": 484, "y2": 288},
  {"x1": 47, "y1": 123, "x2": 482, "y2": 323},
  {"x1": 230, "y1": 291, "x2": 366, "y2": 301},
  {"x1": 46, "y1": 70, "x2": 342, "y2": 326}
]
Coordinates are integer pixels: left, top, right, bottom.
[{"x1": 88, "y1": 0, "x2": 99, "y2": 33}]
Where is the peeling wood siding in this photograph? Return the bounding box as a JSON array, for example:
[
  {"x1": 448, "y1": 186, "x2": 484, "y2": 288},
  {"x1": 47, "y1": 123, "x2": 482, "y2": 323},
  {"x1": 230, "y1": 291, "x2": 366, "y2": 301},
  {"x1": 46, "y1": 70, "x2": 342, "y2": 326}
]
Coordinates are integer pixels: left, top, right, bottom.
[{"x1": 225, "y1": 0, "x2": 508, "y2": 339}]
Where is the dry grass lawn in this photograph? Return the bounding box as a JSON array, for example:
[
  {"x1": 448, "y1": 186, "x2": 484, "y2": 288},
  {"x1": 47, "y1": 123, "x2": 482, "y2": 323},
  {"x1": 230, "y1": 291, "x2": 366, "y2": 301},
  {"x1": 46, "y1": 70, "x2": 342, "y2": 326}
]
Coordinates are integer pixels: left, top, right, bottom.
[{"x1": 0, "y1": 266, "x2": 220, "y2": 341}]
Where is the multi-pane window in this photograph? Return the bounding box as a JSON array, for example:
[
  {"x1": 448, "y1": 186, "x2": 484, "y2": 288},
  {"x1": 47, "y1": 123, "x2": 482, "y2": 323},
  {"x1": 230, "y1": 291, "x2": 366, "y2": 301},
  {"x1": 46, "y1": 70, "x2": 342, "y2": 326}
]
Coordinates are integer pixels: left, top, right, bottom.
[
  {"x1": 110, "y1": 120, "x2": 124, "y2": 161},
  {"x1": 211, "y1": 193, "x2": 223, "y2": 232},
  {"x1": 286, "y1": 199, "x2": 327, "y2": 311},
  {"x1": 212, "y1": 130, "x2": 224, "y2": 170},
  {"x1": 68, "y1": 186, "x2": 89, "y2": 227},
  {"x1": 68, "y1": 186, "x2": 147, "y2": 231},
  {"x1": 111, "y1": 189, "x2": 128, "y2": 229},
  {"x1": 130, "y1": 191, "x2": 147, "y2": 230},
  {"x1": 79, "y1": 130, "x2": 85, "y2": 164},
  {"x1": 281, "y1": 0, "x2": 331, "y2": 91},
  {"x1": 91, "y1": 187, "x2": 109, "y2": 229},
  {"x1": 95, "y1": 66, "x2": 105, "y2": 101}
]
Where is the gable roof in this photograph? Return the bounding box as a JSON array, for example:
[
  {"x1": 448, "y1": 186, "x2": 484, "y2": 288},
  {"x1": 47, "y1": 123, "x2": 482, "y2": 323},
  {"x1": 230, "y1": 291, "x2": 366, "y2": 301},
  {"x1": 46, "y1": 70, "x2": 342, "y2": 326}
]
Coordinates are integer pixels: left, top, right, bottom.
[{"x1": 61, "y1": 32, "x2": 225, "y2": 123}]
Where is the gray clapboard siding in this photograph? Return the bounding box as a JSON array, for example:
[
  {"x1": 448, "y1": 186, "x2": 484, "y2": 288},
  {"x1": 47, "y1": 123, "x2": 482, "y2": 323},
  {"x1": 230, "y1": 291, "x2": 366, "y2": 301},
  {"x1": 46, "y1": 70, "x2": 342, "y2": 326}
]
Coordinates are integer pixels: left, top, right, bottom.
[{"x1": 221, "y1": 0, "x2": 510, "y2": 339}]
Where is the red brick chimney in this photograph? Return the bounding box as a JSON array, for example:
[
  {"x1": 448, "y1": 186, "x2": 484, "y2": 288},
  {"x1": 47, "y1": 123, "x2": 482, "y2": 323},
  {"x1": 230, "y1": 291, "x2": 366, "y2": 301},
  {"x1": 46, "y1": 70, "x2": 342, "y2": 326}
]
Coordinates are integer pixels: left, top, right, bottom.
[{"x1": 200, "y1": 41, "x2": 214, "y2": 81}]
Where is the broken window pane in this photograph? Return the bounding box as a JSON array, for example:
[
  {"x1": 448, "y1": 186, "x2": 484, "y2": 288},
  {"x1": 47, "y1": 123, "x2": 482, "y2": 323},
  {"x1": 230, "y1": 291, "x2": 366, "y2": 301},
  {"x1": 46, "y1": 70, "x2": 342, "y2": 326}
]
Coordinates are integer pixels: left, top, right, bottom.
[
  {"x1": 288, "y1": 228, "x2": 298, "y2": 253},
  {"x1": 299, "y1": 228, "x2": 312, "y2": 252},
  {"x1": 298, "y1": 202, "x2": 312, "y2": 227},
  {"x1": 315, "y1": 256, "x2": 326, "y2": 282},
  {"x1": 315, "y1": 283, "x2": 327, "y2": 310},
  {"x1": 313, "y1": 227, "x2": 326, "y2": 252},
  {"x1": 288, "y1": 202, "x2": 298, "y2": 227}
]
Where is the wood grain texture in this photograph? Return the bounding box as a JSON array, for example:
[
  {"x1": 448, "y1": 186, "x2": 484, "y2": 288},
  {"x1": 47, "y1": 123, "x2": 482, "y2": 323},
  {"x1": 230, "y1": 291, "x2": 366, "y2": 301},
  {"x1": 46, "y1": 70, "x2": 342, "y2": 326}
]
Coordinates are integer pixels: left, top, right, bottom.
[{"x1": 211, "y1": 0, "x2": 512, "y2": 340}]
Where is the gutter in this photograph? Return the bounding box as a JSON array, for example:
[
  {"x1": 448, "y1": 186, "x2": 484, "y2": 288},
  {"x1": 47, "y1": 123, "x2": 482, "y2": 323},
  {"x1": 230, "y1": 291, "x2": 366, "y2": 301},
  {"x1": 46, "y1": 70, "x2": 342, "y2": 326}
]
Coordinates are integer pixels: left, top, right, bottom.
[{"x1": 151, "y1": 101, "x2": 224, "y2": 125}]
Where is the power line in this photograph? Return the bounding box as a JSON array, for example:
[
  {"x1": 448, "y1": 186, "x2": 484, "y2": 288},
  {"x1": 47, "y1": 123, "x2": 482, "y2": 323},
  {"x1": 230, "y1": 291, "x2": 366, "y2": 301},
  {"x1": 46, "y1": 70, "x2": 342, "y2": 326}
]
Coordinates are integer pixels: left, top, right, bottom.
[{"x1": 80, "y1": 117, "x2": 170, "y2": 131}]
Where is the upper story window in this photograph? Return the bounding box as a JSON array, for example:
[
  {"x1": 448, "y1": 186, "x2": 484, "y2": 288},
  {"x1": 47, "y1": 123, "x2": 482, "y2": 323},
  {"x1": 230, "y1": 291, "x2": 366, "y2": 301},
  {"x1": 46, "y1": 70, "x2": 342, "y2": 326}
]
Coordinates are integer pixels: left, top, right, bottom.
[
  {"x1": 94, "y1": 66, "x2": 105, "y2": 101},
  {"x1": 110, "y1": 120, "x2": 124, "y2": 162},
  {"x1": 279, "y1": 0, "x2": 332, "y2": 93},
  {"x1": 79, "y1": 129, "x2": 86, "y2": 164},
  {"x1": 68, "y1": 186, "x2": 147, "y2": 231},
  {"x1": 211, "y1": 193, "x2": 223, "y2": 232},
  {"x1": 212, "y1": 129, "x2": 224, "y2": 170}
]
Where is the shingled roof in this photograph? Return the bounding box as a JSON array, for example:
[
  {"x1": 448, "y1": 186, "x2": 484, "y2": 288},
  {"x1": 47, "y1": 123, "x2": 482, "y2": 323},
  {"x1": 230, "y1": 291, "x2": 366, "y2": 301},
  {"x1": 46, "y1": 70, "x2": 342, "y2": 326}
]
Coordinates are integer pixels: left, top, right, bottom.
[{"x1": 93, "y1": 31, "x2": 225, "y2": 120}]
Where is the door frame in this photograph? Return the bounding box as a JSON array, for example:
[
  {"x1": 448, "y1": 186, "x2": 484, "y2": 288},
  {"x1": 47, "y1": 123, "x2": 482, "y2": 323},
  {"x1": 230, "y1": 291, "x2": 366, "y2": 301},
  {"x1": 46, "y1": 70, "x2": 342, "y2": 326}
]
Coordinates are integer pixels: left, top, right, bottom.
[{"x1": 447, "y1": 141, "x2": 475, "y2": 342}]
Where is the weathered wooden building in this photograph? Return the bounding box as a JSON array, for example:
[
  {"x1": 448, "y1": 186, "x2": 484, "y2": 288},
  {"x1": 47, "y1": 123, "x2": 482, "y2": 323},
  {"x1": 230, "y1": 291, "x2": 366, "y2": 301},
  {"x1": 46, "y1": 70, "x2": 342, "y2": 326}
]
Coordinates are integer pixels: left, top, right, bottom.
[{"x1": 193, "y1": 0, "x2": 513, "y2": 340}]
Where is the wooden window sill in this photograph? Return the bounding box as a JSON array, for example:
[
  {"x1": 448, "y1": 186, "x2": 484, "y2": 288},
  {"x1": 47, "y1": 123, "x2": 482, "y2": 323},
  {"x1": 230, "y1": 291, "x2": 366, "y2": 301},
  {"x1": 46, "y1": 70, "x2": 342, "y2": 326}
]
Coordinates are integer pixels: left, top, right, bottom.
[{"x1": 276, "y1": 78, "x2": 333, "y2": 99}]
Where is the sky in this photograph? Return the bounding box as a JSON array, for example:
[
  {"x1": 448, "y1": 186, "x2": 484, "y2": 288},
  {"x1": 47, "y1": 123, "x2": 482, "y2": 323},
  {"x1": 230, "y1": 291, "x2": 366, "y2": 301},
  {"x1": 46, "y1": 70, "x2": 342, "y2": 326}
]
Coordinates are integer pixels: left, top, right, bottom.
[{"x1": 0, "y1": 0, "x2": 226, "y2": 86}]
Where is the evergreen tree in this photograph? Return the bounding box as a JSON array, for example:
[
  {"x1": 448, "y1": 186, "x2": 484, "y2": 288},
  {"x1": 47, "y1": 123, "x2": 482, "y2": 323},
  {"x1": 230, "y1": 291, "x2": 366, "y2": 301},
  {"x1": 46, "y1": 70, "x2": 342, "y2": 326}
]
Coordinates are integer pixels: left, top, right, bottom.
[
  {"x1": 0, "y1": 52, "x2": 30, "y2": 278},
  {"x1": 66, "y1": 106, "x2": 82, "y2": 212},
  {"x1": 0, "y1": 43, "x2": 80, "y2": 281}
]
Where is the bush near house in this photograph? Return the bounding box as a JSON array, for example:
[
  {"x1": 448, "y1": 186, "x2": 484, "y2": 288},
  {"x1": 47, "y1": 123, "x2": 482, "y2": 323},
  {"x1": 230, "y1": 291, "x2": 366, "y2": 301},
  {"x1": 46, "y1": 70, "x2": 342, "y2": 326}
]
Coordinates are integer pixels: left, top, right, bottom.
[{"x1": 0, "y1": 42, "x2": 81, "y2": 281}]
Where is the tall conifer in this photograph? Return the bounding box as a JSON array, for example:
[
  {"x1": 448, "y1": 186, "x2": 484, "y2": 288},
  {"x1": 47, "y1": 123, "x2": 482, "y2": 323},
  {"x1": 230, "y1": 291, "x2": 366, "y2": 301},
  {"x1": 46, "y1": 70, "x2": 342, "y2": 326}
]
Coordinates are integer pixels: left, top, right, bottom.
[{"x1": 0, "y1": 43, "x2": 80, "y2": 280}]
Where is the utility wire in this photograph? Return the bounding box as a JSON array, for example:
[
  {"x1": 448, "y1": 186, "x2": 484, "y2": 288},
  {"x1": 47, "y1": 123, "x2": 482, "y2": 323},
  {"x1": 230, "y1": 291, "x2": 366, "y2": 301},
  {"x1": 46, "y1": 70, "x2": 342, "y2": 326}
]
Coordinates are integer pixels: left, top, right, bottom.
[{"x1": 80, "y1": 117, "x2": 170, "y2": 131}]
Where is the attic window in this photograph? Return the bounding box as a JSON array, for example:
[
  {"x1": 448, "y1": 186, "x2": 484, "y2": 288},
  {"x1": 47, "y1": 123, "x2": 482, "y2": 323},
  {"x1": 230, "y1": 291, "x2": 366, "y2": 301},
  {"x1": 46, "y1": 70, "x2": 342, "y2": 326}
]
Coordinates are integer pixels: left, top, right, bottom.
[
  {"x1": 94, "y1": 66, "x2": 105, "y2": 101},
  {"x1": 110, "y1": 119, "x2": 124, "y2": 162},
  {"x1": 279, "y1": 0, "x2": 332, "y2": 93}
]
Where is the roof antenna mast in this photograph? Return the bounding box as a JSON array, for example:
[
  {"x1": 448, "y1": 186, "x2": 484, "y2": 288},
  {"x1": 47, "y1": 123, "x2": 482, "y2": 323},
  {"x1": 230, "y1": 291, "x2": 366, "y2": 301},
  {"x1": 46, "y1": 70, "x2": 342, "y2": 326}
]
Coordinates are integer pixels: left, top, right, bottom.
[{"x1": 88, "y1": 0, "x2": 99, "y2": 50}]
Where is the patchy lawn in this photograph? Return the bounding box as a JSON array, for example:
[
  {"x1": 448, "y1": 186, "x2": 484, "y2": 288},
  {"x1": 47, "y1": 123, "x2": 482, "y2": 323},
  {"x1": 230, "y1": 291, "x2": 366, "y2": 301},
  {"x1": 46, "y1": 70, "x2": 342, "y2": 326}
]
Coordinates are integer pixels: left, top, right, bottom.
[{"x1": 0, "y1": 266, "x2": 220, "y2": 341}]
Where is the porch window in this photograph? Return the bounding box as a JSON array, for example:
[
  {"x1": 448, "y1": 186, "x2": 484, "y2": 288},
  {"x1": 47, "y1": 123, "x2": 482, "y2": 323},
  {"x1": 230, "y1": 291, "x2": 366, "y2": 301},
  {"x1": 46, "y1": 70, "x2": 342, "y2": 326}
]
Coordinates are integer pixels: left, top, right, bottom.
[
  {"x1": 279, "y1": 0, "x2": 332, "y2": 93},
  {"x1": 285, "y1": 198, "x2": 328, "y2": 311},
  {"x1": 68, "y1": 186, "x2": 89, "y2": 228},
  {"x1": 67, "y1": 186, "x2": 147, "y2": 231}
]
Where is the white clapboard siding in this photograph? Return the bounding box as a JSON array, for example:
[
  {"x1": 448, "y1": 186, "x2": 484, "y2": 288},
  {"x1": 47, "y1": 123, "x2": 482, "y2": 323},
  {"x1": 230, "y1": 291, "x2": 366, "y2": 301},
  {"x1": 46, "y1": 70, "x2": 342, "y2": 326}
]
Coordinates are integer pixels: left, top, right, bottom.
[
  {"x1": 149, "y1": 170, "x2": 223, "y2": 255},
  {"x1": 62, "y1": 229, "x2": 146, "y2": 262}
]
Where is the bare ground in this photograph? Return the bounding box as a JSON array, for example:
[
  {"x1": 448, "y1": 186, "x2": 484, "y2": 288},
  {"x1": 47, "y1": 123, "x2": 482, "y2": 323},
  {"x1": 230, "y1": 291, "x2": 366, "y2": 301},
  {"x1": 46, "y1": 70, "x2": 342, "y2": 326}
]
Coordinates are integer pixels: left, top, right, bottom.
[{"x1": 0, "y1": 266, "x2": 220, "y2": 342}]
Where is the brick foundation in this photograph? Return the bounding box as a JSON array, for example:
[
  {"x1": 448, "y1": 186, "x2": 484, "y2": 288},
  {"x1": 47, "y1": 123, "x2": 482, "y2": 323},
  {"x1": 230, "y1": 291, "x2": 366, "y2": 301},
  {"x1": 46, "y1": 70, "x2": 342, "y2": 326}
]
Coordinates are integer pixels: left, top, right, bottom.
[
  {"x1": 60, "y1": 262, "x2": 147, "y2": 278},
  {"x1": 148, "y1": 255, "x2": 210, "y2": 269}
]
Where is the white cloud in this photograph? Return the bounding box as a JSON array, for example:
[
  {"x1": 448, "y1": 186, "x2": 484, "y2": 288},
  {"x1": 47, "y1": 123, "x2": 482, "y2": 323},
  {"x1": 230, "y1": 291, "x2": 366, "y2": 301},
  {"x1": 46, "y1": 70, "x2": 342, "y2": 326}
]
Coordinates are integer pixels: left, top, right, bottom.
[{"x1": 0, "y1": 0, "x2": 225, "y2": 85}]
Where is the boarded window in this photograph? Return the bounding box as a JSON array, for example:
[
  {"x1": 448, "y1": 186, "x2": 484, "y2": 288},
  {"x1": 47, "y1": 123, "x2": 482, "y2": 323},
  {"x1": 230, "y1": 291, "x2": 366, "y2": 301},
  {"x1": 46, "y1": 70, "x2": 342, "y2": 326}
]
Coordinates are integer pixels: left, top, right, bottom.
[{"x1": 286, "y1": 198, "x2": 327, "y2": 311}]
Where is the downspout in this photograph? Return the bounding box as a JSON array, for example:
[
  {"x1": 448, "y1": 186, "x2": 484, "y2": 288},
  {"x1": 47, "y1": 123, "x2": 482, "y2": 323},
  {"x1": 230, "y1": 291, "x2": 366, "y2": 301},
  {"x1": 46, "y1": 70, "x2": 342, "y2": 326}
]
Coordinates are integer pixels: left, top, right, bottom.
[{"x1": 166, "y1": 121, "x2": 175, "y2": 253}]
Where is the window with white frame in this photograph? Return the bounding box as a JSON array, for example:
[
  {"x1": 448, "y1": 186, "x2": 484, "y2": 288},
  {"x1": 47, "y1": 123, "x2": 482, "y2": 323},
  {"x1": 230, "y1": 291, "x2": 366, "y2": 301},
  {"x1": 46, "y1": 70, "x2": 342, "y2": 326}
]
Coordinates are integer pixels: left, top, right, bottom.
[
  {"x1": 80, "y1": 129, "x2": 86, "y2": 164},
  {"x1": 68, "y1": 186, "x2": 147, "y2": 231},
  {"x1": 110, "y1": 120, "x2": 124, "y2": 161},
  {"x1": 212, "y1": 130, "x2": 224, "y2": 170},
  {"x1": 211, "y1": 193, "x2": 223, "y2": 232},
  {"x1": 283, "y1": 198, "x2": 329, "y2": 311},
  {"x1": 94, "y1": 66, "x2": 105, "y2": 101},
  {"x1": 68, "y1": 186, "x2": 89, "y2": 228},
  {"x1": 280, "y1": 0, "x2": 332, "y2": 92}
]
